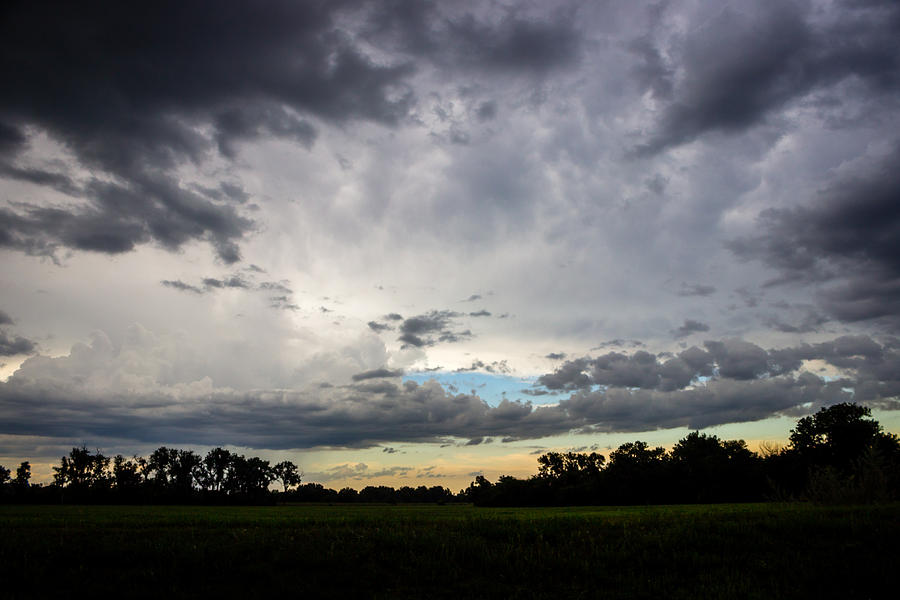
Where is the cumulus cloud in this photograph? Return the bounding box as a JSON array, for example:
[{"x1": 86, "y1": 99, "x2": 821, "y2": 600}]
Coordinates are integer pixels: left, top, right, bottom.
[
  {"x1": 3, "y1": 328, "x2": 899, "y2": 451},
  {"x1": 536, "y1": 335, "x2": 900, "y2": 399}
]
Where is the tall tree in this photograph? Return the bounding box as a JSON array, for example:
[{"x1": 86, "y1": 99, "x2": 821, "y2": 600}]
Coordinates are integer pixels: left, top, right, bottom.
[
  {"x1": 53, "y1": 447, "x2": 109, "y2": 489},
  {"x1": 112, "y1": 455, "x2": 144, "y2": 491},
  {"x1": 790, "y1": 403, "x2": 883, "y2": 469},
  {"x1": 272, "y1": 460, "x2": 302, "y2": 493},
  {"x1": 201, "y1": 448, "x2": 234, "y2": 493},
  {"x1": 14, "y1": 461, "x2": 31, "y2": 487}
]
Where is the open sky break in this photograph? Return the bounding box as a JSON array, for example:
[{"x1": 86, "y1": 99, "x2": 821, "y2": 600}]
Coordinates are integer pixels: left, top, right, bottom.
[{"x1": 1, "y1": 0, "x2": 899, "y2": 490}]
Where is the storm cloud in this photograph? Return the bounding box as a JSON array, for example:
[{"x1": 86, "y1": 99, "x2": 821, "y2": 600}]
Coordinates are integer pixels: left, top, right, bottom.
[
  {"x1": 731, "y1": 142, "x2": 900, "y2": 328},
  {"x1": 2, "y1": 1, "x2": 899, "y2": 475},
  {"x1": 638, "y1": 0, "x2": 900, "y2": 154}
]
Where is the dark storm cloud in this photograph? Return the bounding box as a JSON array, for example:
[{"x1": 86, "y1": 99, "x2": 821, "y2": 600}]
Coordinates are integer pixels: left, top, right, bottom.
[
  {"x1": 367, "y1": 321, "x2": 393, "y2": 333},
  {"x1": 0, "y1": 172, "x2": 252, "y2": 263},
  {"x1": 351, "y1": 368, "x2": 404, "y2": 381},
  {"x1": 639, "y1": 0, "x2": 900, "y2": 154},
  {"x1": 0, "y1": 0, "x2": 418, "y2": 262},
  {"x1": 384, "y1": 313, "x2": 404, "y2": 321},
  {"x1": 443, "y1": 12, "x2": 582, "y2": 74},
  {"x1": 536, "y1": 357, "x2": 592, "y2": 391},
  {"x1": 0, "y1": 164, "x2": 81, "y2": 196},
  {"x1": 764, "y1": 305, "x2": 828, "y2": 334},
  {"x1": 366, "y1": 1, "x2": 583, "y2": 75},
  {"x1": 536, "y1": 334, "x2": 900, "y2": 404},
  {"x1": 545, "y1": 352, "x2": 566, "y2": 361},
  {"x1": 398, "y1": 310, "x2": 469, "y2": 347},
  {"x1": 673, "y1": 319, "x2": 710, "y2": 339},
  {"x1": 0, "y1": 311, "x2": 12, "y2": 326},
  {"x1": 729, "y1": 143, "x2": 900, "y2": 327},
  {"x1": 0, "y1": 0, "x2": 591, "y2": 263},
  {"x1": 401, "y1": 311, "x2": 460, "y2": 335},
  {"x1": 469, "y1": 310, "x2": 491, "y2": 317},
  {"x1": 0, "y1": 331, "x2": 35, "y2": 356},
  {"x1": 560, "y1": 374, "x2": 853, "y2": 433}
]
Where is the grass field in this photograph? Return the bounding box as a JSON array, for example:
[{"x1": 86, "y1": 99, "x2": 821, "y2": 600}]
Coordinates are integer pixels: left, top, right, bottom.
[{"x1": 1, "y1": 502, "x2": 896, "y2": 598}]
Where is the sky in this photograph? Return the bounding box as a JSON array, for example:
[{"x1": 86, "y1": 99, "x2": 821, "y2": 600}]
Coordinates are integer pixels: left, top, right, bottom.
[{"x1": 1, "y1": 0, "x2": 899, "y2": 491}]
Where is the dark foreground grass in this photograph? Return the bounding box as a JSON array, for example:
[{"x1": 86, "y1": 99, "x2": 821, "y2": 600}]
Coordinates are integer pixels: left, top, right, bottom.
[{"x1": 1, "y1": 502, "x2": 896, "y2": 599}]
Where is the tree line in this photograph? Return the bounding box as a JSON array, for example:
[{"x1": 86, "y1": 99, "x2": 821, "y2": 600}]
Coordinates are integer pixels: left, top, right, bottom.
[
  {"x1": 0, "y1": 445, "x2": 460, "y2": 505},
  {"x1": 1, "y1": 403, "x2": 898, "y2": 505},
  {"x1": 465, "y1": 403, "x2": 900, "y2": 506}
]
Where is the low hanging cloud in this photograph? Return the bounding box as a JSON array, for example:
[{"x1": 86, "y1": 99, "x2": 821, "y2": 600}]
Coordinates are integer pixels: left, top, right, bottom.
[
  {"x1": 1, "y1": 329, "x2": 899, "y2": 451},
  {"x1": 536, "y1": 336, "x2": 900, "y2": 396}
]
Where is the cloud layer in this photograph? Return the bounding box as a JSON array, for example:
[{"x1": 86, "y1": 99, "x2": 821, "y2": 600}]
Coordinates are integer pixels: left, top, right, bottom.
[{"x1": 2, "y1": 1, "x2": 900, "y2": 464}]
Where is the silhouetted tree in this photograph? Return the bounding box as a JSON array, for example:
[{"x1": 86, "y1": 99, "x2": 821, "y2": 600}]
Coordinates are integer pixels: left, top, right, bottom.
[
  {"x1": 670, "y1": 432, "x2": 763, "y2": 502},
  {"x1": 0, "y1": 464, "x2": 9, "y2": 486},
  {"x1": 337, "y1": 487, "x2": 359, "y2": 502},
  {"x1": 225, "y1": 455, "x2": 274, "y2": 497},
  {"x1": 272, "y1": 460, "x2": 302, "y2": 493},
  {"x1": 537, "y1": 451, "x2": 605, "y2": 485},
  {"x1": 14, "y1": 461, "x2": 31, "y2": 488},
  {"x1": 112, "y1": 455, "x2": 144, "y2": 491},
  {"x1": 201, "y1": 447, "x2": 234, "y2": 493},
  {"x1": 53, "y1": 447, "x2": 109, "y2": 490},
  {"x1": 784, "y1": 403, "x2": 900, "y2": 502},
  {"x1": 171, "y1": 450, "x2": 202, "y2": 495},
  {"x1": 790, "y1": 403, "x2": 882, "y2": 469},
  {"x1": 604, "y1": 441, "x2": 670, "y2": 503}
]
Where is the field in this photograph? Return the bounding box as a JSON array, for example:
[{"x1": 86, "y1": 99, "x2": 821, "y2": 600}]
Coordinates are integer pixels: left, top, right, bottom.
[{"x1": 1, "y1": 503, "x2": 896, "y2": 598}]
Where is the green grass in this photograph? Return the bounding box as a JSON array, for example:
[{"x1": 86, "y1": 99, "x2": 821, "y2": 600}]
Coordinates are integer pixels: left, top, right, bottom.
[{"x1": 1, "y1": 503, "x2": 896, "y2": 598}]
